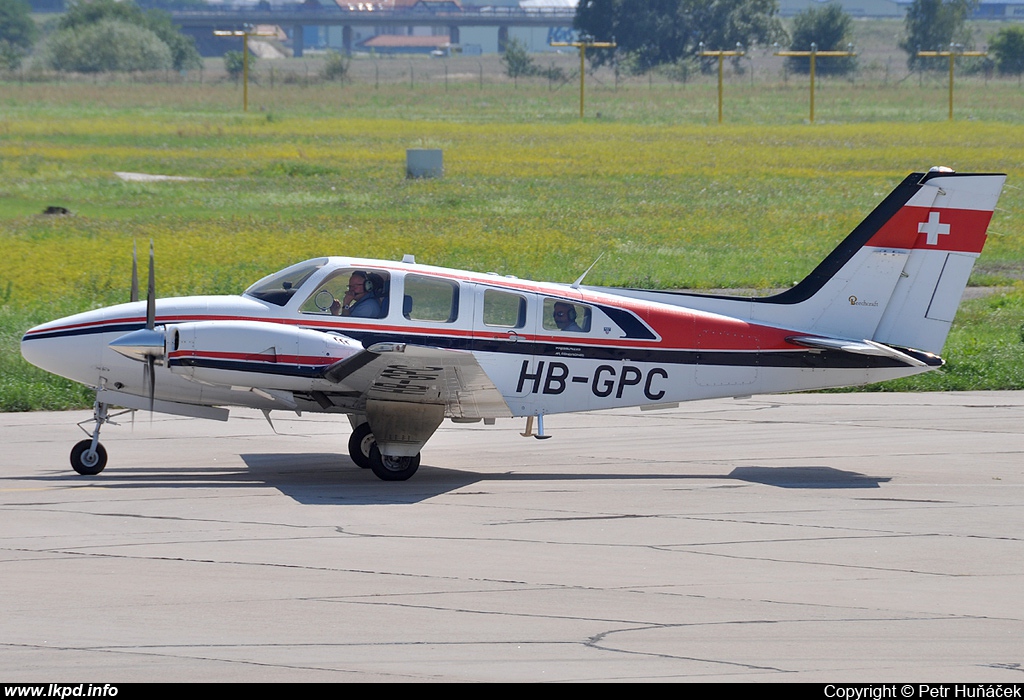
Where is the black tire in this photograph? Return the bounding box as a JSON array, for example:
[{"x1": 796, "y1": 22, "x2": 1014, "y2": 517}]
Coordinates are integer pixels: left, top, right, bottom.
[
  {"x1": 71, "y1": 439, "x2": 107, "y2": 476},
  {"x1": 347, "y1": 423, "x2": 374, "y2": 469},
  {"x1": 368, "y1": 443, "x2": 420, "y2": 482}
]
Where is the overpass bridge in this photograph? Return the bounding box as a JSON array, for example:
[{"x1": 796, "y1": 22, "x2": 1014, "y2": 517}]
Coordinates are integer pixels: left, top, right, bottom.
[{"x1": 170, "y1": 4, "x2": 578, "y2": 56}]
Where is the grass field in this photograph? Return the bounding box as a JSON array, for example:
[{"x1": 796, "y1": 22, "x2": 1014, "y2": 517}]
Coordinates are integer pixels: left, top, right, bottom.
[{"x1": 2, "y1": 45, "x2": 1024, "y2": 409}]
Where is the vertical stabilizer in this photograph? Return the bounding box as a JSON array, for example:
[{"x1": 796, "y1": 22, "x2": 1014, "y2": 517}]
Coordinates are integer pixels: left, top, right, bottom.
[{"x1": 871, "y1": 171, "x2": 1005, "y2": 354}]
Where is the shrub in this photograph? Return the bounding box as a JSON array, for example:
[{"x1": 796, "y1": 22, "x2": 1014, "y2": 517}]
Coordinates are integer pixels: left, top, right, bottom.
[
  {"x1": 501, "y1": 38, "x2": 537, "y2": 86},
  {"x1": 321, "y1": 50, "x2": 349, "y2": 82},
  {"x1": 58, "y1": 0, "x2": 200, "y2": 71},
  {"x1": 38, "y1": 19, "x2": 173, "y2": 73},
  {"x1": 224, "y1": 50, "x2": 253, "y2": 82}
]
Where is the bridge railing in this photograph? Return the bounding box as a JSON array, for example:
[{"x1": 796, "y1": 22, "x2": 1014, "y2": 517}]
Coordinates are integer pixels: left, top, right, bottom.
[{"x1": 167, "y1": 3, "x2": 576, "y2": 20}]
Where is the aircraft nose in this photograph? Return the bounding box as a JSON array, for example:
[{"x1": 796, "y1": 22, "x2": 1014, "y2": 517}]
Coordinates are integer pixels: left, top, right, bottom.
[
  {"x1": 20, "y1": 316, "x2": 104, "y2": 384},
  {"x1": 21, "y1": 323, "x2": 60, "y2": 374}
]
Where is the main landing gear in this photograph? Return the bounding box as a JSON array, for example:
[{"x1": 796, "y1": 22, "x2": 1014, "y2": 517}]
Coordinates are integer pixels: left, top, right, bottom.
[
  {"x1": 347, "y1": 422, "x2": 374, "y2": 469},
  {"x1": 347, "y1": 422, "x2": 421, "y2": 482}
]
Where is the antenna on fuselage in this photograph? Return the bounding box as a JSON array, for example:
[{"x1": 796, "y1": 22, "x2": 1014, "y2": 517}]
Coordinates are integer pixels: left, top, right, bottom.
[{"x1": 571, "y1": 252, "x2": 605, "y2": 290}]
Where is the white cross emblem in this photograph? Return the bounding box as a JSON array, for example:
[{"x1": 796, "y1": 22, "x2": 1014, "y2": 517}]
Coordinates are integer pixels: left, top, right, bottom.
[{"x1": 918, "y1": 211, "x2": 950, "y2": 246}]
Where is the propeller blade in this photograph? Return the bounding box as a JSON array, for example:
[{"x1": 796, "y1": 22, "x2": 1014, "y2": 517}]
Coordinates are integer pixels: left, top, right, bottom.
[
  {"x1": 145, "y1": 356, "x2": 155, "y2": 414},
  {"x1": 146, "y1": 240, "x2": 156, "y2": 331},
  {"x1": 130, "y1": 241, "x2": 139, "y2": 303}
]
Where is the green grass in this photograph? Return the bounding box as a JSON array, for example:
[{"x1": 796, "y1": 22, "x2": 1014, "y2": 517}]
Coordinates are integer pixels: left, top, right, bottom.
[{"x1": 2, "y1": 76, "x2": 1024, "y2": 410}]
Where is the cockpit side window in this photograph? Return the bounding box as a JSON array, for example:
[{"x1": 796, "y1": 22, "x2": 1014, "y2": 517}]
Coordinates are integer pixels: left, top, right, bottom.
[
  {"x1": 543, "y1": 298, "x2": 591, "y2": 333},
  {"x1": 299, "y1": 268, "x2": 390, "y2": 319},
  {"x1": 245, "y1": 261, "x2": 325, "y2": 306}
]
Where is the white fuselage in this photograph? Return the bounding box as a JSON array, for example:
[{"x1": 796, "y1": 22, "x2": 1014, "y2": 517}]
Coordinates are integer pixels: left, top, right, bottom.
[{"x1": 22, "y1": 256, "x2": 931, "y2": 422}]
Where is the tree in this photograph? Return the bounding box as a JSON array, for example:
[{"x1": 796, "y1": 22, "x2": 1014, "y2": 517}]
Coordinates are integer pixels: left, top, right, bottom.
[
  {"x1": 54, "y1": 0, "x2": 201, "y2": 71},
  {"x1": 39, "y1": 19, "x2": 173, "y2": 72},
  {"x1": 575, "y1": 0, "x2": 786, "y2": 72},
  {"x1": 990, "y1": 25, "x2": 1024, "y2": 79},
  {"x1": 0, "y1": 0, "x2": 38, "y2": 70},
  {"x1": 501, "y1": 37, "x2": 537, "y2": 86},
  {"x1": 224, "y1": 50, "x2": 249, "y2": 82},
  {"x1": 899, "y1": 0, "x2": 976, "y2": 71},
  {"x1": 787, "y1": 4, "x2": 856, "y2": 76}
]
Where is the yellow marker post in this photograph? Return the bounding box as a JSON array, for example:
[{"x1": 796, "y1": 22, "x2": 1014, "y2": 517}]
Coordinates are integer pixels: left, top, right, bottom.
[
  {"x1": 774, "y1": 43, "x2": 856, "y2": 123},
  {"x1": 550, "y1": 38, "x2": 616, "y2": 119},
  {"x1": 698, "y1": 43, "x2": 745, "y2": 124},
  {"x1": 214, "y1": 27, "x2": 276, "y2": 112},
  {"x1": 917, "y1": 46, "x2": 988, "y2": 121}
]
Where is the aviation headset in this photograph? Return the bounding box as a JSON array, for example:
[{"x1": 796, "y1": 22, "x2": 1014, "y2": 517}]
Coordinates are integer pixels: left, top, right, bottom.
[
  {"x1": 365, "y1": 272, "x2": 384, "y2": 297},
  {"x1": 354, "y1": 271, "x2": 375, "y2": 294}
]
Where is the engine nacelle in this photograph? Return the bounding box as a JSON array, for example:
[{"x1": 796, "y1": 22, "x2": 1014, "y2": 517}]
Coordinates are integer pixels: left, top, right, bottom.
[{"x1": 167, "y1": 320, "x2": 363, "y2": 391}]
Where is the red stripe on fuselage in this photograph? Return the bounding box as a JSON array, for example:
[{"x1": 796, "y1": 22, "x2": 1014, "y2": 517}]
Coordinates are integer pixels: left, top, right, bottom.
[{"x1": 167, "y1": 349, "x2": 336, "y2": 366}]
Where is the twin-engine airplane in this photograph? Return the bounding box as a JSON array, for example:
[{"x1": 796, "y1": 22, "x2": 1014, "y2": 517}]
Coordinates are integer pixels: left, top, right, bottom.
[{"x1": 21, "y1": 168, "x2": 1006, "y2": 481}]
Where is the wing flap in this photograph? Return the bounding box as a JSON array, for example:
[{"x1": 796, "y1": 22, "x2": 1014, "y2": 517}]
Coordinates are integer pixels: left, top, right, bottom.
[{"x1": 323, "y1": 343, "x2": 512, "y2": 419}]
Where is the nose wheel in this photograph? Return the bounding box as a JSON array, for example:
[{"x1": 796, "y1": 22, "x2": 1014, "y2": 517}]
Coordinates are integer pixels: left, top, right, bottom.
[
  {"x1": 71, "y1": 439, "x2": 108, "y2": 475},
  {"x1": 70, "y1": 395, "x2": 129, "y2": 476}
]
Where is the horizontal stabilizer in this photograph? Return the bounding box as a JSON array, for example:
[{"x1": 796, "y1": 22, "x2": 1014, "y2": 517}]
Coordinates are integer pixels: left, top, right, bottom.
[{"x1": 786, "y1": 336, "x2": 939, "y2": 368}]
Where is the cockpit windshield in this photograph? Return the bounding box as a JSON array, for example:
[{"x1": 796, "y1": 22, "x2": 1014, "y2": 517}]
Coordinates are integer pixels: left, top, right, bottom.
[{"x1": 244, "y1": 259, "x2": 326, "y2": 306}]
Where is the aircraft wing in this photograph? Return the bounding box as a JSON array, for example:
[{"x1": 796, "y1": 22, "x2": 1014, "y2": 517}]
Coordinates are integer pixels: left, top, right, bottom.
[{"x1": 322, "y1": 342, "x2": 512, "y2": 419}]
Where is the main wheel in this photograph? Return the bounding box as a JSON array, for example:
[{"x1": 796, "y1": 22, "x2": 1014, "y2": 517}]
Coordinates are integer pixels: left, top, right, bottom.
[
  {"x1": 71, "y1": 439, "x2": 107, "y2": 476},
  {"x1": 347, "y1": 423, "x2": 374, "y2": 469},
  {"x1": 368, "y1": 444, "x2": 420, "y2": 482}
]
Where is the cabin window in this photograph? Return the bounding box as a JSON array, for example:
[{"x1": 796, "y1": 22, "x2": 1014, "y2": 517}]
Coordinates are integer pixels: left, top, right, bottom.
[
  {"x1": 542, "y1": 298, "x2": 590, "y2": 333},
  {"x1": 482, "y1": 289, "x2": 527, "y2": 328},
  {"x1": 403, "y1": 275, "x2": 458, "y2": 323},
  {"x1": 299, "y1": 268, "x2": 390, "y2": 319},
  {"x1": 245, "y1": 260, "x2": 325, "y2": 307}
]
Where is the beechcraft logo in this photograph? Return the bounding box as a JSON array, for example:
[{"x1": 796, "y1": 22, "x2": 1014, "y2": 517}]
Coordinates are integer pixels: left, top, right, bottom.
[
  {"x1": 918, "y1": 211, "x2": 950, "y2": 246},
  {"x1": 849, "y1": 296, "x2": 879, "y2": 307}
]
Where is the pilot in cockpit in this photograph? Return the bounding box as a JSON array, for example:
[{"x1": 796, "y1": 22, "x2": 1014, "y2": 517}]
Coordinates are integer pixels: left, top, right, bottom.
[
  {"x1": 331, "y1": 271, "x2": 382, "y2": 318},
  {"x1": 552, "y1": 301, "x2": 583, "y2": 332}
]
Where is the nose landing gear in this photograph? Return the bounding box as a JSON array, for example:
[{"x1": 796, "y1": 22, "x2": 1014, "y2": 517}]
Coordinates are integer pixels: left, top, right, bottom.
[{"x1": 70, "y1": 395, "x2": 131, "y2": 476}]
